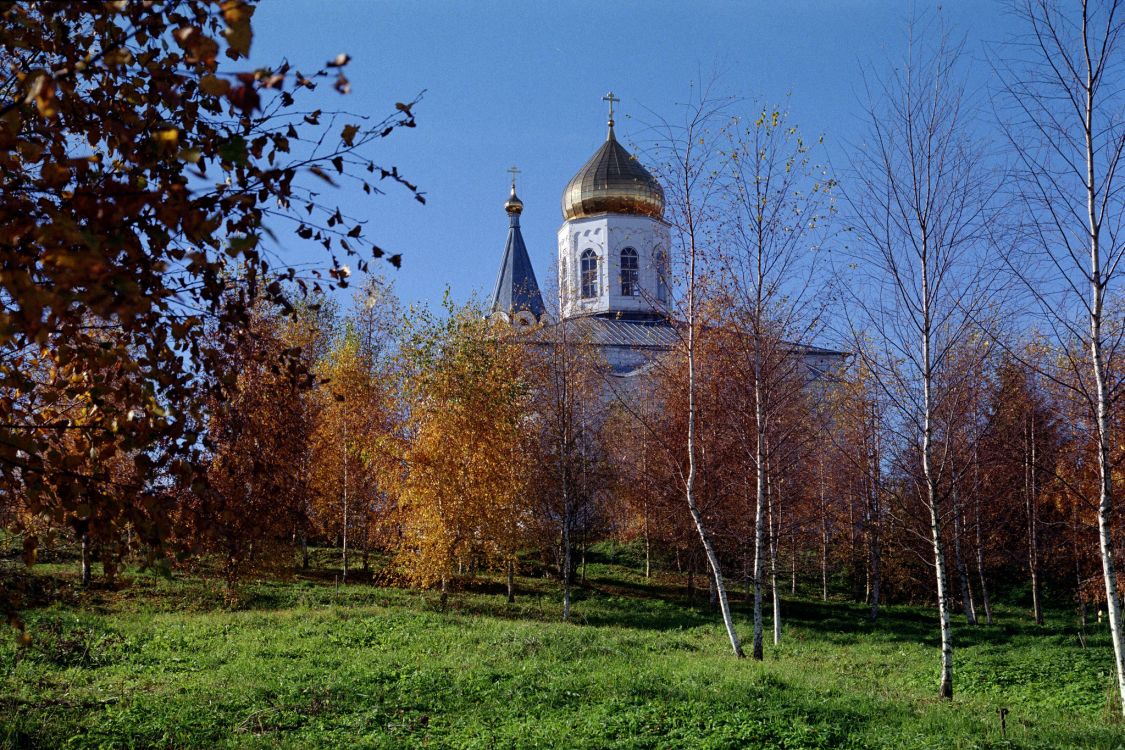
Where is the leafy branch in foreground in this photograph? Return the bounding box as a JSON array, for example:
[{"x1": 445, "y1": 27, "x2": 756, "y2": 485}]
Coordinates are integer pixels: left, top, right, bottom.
[{"x1": 0, "y1": 0, "x2": 421, "y2": 627}]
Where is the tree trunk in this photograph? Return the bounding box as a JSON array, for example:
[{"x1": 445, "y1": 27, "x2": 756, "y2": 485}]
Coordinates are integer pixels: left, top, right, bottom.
[
  {"x1": 921, "y1": 234, "x2": 953, "y2": 700},
  {"x1": 820, "y1": 456, "x2": 828, "y2": 601},
  {"x1": 342, "y1": 422, "x2": 349, "y2": 583},
  {"x1": 868, "y1": 407, "x2": 882, "y2": 623},
  {"x1": 1093, "y1": 305, "x2": 1125, "y2": 709},
  {"x1": 362, "y1": 518, "x2": 370, "y2": 573},
  {"x1": 951, "y1": 474, "x2": 977, "y2": 625},
  {"x1": 561, "y1": 379, "x2": 573, "y2": 621},
  {"x1": 643, "y1": 500, "x2": 651, "y2": 579},
  {"x1": 506, "y1": 560, "x2": 515, "y2": 604},
  {"x1": 752, "y1": 386, "x2": 767, "y2": 660},
  {"x1": 1073, "y1": 498, "x2": 1086, "y2": 630},
  {"x1": 768, "y1": 471, "x2": 781, "y2": 647},
  {"x1": 821, "y1": 515, "x2": 829, "y2": 602},
  {"x1": 300, "y1": 531, "x2": 309, "y2": 570},
  {"x1": 972, "y1": 447, "x2": 993, "y2": 625},
  {"x1": 80, "y1": 530, "x2": 91, "y2": 588},
  {"x1": 562, "y1": 531, "x2": 572, "y2": 622},
  {"x1": 790, "y1": 530, "x2": 797, "y2": 596},
  {"x1": 927, "y1": 469, "x2": 953, "y2": 700},
  {"x1": 1027, "y1": 415, "x2": 1043, "y2": 625},
  {"x1": 684, "y1": 200, "x2": 744, "y2": 659}
]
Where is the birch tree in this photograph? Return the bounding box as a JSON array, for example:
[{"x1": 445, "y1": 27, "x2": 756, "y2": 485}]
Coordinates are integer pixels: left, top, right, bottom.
[
  {"x1": 528, "y1": 317, "x2": 610, "y2": 621},
  {"x1": 715, "y1": 106, "x2": 834, "y2": 658},
  {"x1": 995, "y1": 0, "x2": 1125, "y2": 712},
  {"x1": 844, "y1": 27, "x2": 994, "y2": 700},
  {"x1": 652, "y1": 89, "x2": 745, "y2": 657}
]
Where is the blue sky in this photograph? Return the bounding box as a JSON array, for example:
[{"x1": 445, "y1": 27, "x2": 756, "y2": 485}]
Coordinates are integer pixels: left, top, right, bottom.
[{"x1": 248, "y1": 1, "x2": 1018, "y2": 316}]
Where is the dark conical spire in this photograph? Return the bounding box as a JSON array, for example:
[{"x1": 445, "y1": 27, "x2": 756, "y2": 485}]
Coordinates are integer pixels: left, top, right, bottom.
[{"x1": 489, "y1": 179, "x2": 545, "y2": 321}]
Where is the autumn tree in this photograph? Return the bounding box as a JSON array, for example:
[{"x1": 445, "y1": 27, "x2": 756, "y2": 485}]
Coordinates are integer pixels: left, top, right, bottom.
[
  {"x1": 822, "y1": 352, "x2": 888, "y2": 621},
  {"x1": 979, "y1": 353, "x2": 1064, "y2": 625},
  {"x1": 176, "y1": 296, "x2": 315, "y2": 593},
  {"x1": 395, "y1": 301, "x2": 535, "y2": 603},
  {"x1": 0, "y1": 0, "x2": 420, "y2": 621},
  {"x1": 278, "y1": 294, "x2": 339, "y2": 570},
  {"x1": 526, "y1": 318, "x2": 612, "y2": 620},
  {"x1": 308, "y1": 278, "x2": 402, "y2": 581}
]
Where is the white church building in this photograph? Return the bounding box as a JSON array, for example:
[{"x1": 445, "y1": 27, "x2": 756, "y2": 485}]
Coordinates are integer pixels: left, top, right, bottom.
[{"x1": 486, "y1": 96, "x2": 845, "y2": 383}]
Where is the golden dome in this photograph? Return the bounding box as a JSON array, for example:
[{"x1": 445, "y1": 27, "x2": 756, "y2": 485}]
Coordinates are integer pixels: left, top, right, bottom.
[
  {"x1": 561, "y1": 122, "x2": 665, "y2": 221},
  {"x1": 504, "y1": 185, "x2": 524, "y2": 215}
]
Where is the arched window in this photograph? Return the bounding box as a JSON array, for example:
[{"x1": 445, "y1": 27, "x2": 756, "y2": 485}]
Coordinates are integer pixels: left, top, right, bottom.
[
  {"x1": 620, "y1": 247, "x2": 639, "y2": 296},
  {"x1": 655, "y1": 249, "x2": 669, "y2": 303},
  {"x1": 580, "y1": 249, "x2": 598, "y2": 299}
]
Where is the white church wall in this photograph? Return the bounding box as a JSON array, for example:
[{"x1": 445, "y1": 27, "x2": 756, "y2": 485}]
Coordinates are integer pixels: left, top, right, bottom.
[{"x1": 558, "y1": 214, "x2": 671, "y2": 319}]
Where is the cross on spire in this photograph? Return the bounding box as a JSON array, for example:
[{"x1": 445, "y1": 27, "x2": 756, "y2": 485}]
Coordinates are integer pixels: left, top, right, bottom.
[
  {"x1": 507, "y1": 164, "x2": 521, "y2": 190},
  {"x1": 603, "y1": 91, "x2": 620, "y2": 126}
]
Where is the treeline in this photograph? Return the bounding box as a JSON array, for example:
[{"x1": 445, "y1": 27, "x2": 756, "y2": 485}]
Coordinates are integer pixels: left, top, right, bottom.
[{"x1": 8, "y1": 273, "x2": 1110, "y2": 646}]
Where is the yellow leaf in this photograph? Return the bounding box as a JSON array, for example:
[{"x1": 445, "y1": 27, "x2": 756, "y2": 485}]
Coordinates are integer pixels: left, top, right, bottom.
[
  {"x1": 222, "y1": 0, "x2": 254, "y2": 58},
  {"x1": 26, "y1": 72, "x2": 57, "y2": 119},
  {"x1": 155, "y1": 127, "x2": 179, "y2": 145},
  {"x1": 200, "y1": 75, "x2": 231, "y2": 96}
]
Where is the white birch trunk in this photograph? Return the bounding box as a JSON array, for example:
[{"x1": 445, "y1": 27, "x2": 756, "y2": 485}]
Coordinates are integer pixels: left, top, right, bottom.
[
  {"x1": 685, "y1": 191, "x2": 744, "y2": 658},
  {"x1": 751, "y1": 378, "x2": 766, "y2": 660},
  {"x1": 921, "y1": 233, "x2": 954, "y2": 700}
]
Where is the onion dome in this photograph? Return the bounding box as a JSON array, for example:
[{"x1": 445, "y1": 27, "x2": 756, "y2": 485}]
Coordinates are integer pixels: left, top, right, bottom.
[
  {"x1": 561, "y1": 118, "x2": 664, "y2": 221},
  {"x1": 504, "y1": 184, "x2": 524, "y2": 215}
]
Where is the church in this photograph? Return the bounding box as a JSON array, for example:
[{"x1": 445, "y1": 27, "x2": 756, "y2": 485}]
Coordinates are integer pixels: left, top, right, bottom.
[{"x1": 485, "y1": 94, "x2": 845, "y2": 384}]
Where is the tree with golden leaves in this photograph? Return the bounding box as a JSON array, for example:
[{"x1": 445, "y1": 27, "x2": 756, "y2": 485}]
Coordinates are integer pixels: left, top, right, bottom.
[
  {"x1": 396, "y1": 301, "x2": 535, "y2": 603},
  {"x1": 308, "y1": 278, "x2": 402, "y2": 581}
]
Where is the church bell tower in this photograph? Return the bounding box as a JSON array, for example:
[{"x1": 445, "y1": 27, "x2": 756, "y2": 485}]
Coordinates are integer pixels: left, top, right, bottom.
[{"x1": 558, "y1": 93, "x2": 670, "y2": 321}]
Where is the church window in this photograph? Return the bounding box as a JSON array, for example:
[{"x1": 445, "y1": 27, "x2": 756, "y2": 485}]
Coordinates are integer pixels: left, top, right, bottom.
[
  {"x1": 620, "y1": 247, "x2": 639, "y2": 296},
  {"x1": 580, "y1": 249, "x2": 598, "y2": 299},
  {"x1": 655, "y1": 249, "x2": 669, "y2": 303}
]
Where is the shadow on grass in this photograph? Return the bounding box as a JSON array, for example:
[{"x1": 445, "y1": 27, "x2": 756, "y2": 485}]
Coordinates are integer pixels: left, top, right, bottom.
[
  {"x1": 754, "y1": 597, "x2": 1048, "y2": 652},
  {"x1": 4, "y1": 554, "x2": 1085, "y2": 659}
]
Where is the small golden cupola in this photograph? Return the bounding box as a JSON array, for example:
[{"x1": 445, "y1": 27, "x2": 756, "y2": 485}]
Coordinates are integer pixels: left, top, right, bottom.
[{"x1": 561, "y1": 93, "x2": 665, "y2": 221}]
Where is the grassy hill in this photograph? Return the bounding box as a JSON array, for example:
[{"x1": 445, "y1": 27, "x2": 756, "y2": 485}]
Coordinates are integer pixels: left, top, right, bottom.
[{"x1": 1, "y1": 551, "x2": 1122, "y2": 749}]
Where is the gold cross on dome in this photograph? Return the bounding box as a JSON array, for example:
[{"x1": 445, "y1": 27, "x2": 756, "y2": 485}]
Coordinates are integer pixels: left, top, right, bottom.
[
  {"x1": 507, "y1": 165, "x2": 521, "y2": 190},
  {"x1": 603, "y1": 91, "x2": 620, "y2": 124}
]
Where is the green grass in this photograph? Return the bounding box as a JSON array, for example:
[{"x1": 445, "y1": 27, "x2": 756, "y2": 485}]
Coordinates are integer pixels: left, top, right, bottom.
[{"x1": 1, "y1": 555, "x2": 1123, "y2": 749}]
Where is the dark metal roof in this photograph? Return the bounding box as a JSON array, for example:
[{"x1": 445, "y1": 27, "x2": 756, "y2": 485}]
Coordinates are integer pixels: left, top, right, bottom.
[
  {"x1": 527, "y1": 315, "x2": 680, "y2": 349},
  {"x1": 489, "y1": 210, "x2": 545, "y2": 319},
  {"x1": 528, "y1": 315, "x2": 847, "y2": 356},
  {"x1": 561, "y1": 125, "x2": 665, "y2": 221}
]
